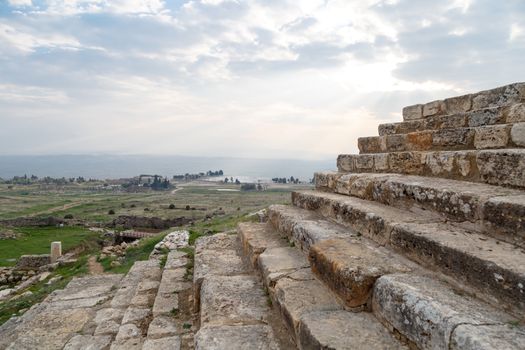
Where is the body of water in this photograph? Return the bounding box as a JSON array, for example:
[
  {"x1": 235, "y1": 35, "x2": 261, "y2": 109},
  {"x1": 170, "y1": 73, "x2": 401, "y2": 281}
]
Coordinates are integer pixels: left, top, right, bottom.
[{"x1": 0, "y1": 155, "x2": 335, "y2": 182}]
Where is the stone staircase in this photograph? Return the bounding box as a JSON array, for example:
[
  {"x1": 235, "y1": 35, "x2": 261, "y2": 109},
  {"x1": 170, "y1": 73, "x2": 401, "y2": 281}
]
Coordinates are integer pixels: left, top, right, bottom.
[
  {"x1": 2, "y1": 83, "x2": 525, "y2": 350},
  {"x1": 0, "y1": 250, "x2": 194, "y2": 350},
  {"x1": 193, "y1": 83, "x2": 525, "y2": 349}
]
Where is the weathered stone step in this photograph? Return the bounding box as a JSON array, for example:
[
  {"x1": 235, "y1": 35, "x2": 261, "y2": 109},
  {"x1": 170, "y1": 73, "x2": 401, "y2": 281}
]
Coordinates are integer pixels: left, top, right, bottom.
[
  {"x1": 292, "y1": 190, "x2": 525, "y2": 314},
  {"x1": 0, "y1": 274, "x2": 123, "y2": 350},
  {"x1": 380, "y1": 103, "x2": 525, "y2": 136},
  {"x1": 315, "y1": 172, "x2": 525, "y2": 247},
  {"x1": 373, "y1": 274, "x2": 525, "y2": 350},
  {"x1": 337, "y1": 148, "x2": 525, "y2": 188},
  {"x1": 360, "y1": 123, "x2": 525, "y2": 154},
  {"x1": 193, "y1": 233, "x2": 287, "y2": 349},
  {"x1": 238, "y1": 222, "x2": 409, "y2": 349},
  {"x1": 402, "y1": 82, "x2": 525, "y2": 121}
]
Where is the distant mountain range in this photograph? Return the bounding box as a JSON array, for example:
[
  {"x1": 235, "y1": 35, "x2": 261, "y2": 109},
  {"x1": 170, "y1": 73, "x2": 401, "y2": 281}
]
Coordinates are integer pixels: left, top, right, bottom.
[{"x1": 0, "y1": 155, "x2": 335, "y2": 182}]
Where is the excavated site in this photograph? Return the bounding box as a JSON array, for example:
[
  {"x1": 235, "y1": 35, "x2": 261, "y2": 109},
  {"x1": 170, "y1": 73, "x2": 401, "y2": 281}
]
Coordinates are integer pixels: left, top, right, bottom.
[{"x1": 1, "y1": 82, "x2": 525, "y2": 349}]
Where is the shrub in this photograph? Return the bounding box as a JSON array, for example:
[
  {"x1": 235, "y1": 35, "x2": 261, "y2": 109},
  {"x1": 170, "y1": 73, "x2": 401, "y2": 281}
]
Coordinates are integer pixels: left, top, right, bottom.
[
  {"x1": 64, "y1": 214, "x2": 74, "y2": 219},
  {"x1": 108, "y1": 209, "x2": 115, "y2": 215},
  {"x1": 169, "y1": 204, "x2": 176, "y2": 210}
]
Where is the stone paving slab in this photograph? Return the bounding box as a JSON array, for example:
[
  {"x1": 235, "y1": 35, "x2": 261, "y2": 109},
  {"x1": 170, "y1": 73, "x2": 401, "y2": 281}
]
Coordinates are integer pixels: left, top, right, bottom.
[
  {"x1": 273, "y1": 277, "x2": 342, "y2": 336},
  {"x1": 309, "y1": 238, "x2": 410, "y2": 307},
  {"x1": 63, "y1": 334, "x2": 113, "y2": 350},
  {"x1": 257, "y1": 247, "x2": 310, "y2": 289},
  {"x1": 0, "y1": 274, "x2": 122, "y2": 350},
  {"x1": 372, "y1": 273, "x2": 524, "y2": 350},
  {"x1": 298, "y1": 310, "x2": 407, "y2": 350},
  {"x1": 237, "y1": 222, "x2": 287, "y2": 268},
  {"x1": 143, "y1": 336, "x2": 181, "y2": 350},
  {"x1": 147, "y1": 315, "x2": 179, "y2": 339},
  {"x1": 268, "y1": 204, "x2": 357, "y2": 251},
  {"x1": 200, "y1": 275, "x2": 269, "y2": 327},
  {"x1": 195, "y1": 325, "x2": 280, "y2": 350}
]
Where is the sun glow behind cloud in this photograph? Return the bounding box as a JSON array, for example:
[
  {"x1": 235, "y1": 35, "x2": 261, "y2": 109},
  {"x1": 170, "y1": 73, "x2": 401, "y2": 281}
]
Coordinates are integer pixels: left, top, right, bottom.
[{"x1": 0, "y1": 0, "x2": 524, "y2": 158}]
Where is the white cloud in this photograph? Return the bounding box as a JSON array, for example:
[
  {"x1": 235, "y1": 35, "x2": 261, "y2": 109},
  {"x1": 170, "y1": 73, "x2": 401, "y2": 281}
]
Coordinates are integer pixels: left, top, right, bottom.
[
  {"x1": 0, "y1": 23, "x2": 85, "y2": 53},
  {"x1": 0, "y1": 0, "x2": 523, "y2": 158},
  {"x1": 7, "y1": 0, "x2": 32, "y2": 7},
  {"x1": 510, "y1": 23, "x2": 524, "y2": 42}
]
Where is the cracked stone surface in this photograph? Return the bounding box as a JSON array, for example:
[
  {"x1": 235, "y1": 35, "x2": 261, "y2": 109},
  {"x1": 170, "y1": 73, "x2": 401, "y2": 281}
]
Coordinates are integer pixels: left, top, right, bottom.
[{"x1": 0, "y1": 274, "x2": 122, "y2": 350}]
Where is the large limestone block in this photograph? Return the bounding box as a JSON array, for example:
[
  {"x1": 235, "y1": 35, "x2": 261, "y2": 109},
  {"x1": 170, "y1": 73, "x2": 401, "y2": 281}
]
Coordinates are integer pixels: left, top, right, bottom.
[
  {"x1": 358, "y1": 136, "x2": 382, "y2": 153},
  {"x1": 273, "y1": 277, "x2": 342, "y2": 335},
  {"x1": 193, "y1": 234, "x2": 248, "y2": 299},
  {"x1": 373, "y1": 274, "x2": 522, "y2": 350},
  {"x1": 309, "y1": 239, "x2": 410, "y2": 307},
  {"x1": 506, "y1": 103, "x2": 525, "y2": 123},
  {"x1": 147, "y1": 315, "x2": 178, "y2": 339},
  {"x1": 451, "y1": 324, "x2": 525, "y2": 350},
  {"x1": 388, "y1": 152, "x2": 425, "y2": 174},
  {"x1": 152, "y1": 289, "x2": 178, "y2": 317},
  {"x1": 483, "y1": 194, "x2": 525, "y2": 245},
  {"x1": 406, "y1": 131, "x2": 433, "y2": 151},
  {"x1": 511, "y1": 122, "x2": 525, "y2": 146},
  {"x1": 423, "y1": 100, "x2": 445, "y2": 117},
  {"x1": 355, "y1": 154, "x2": 375, "y2": 170},
  {"x1": 115, "y1": 323, "x2": 142, "y2": 341},
  {"x1": 258, "y1": 247, "x2": 310, "y2": 289},
  {"x1": 402, "y1": 104, "x2": 423, "y2": 121},
  {"x1": 195, "y1": 325, "x2": 279, "y2": 350},
  {"x1": 94, "y1": 308, "x2": 125, "y2": 324},
  {"x1": 374, "y1": 153, "x2": 389, "y2": 170},
  {"x1": 6, "y1": 308, "x2": 93, "y2": 350},
  {"x1": 468, "y1": 106, "x2": 505, "y2": 127},
  {"x1": 164, "y1": 250, "x2": 188, "y2": 270},
  {"x1": 390, "y1": 222, "x2": 525, "y2": 311},
  {"x1": 291, "y1": 216, "x2": 356, "y2": 251},
  {"x1": 474, "y1": 125, "x2": 510, "y2": 149},
  {"x1": 63, "y1": 335, "x2": 112, "y2": 350},
  {"x1": 121, "y1": 307, "x2": 152, "y2": 329},
  {"x1": 237, "y1": 222, "x2": 287, "y2": 268},
  {"x1": 385, "y1": 134, "x2": 408, "y2": 152},
  {"x1": 477, "y1": 149, "x2": 525, "y2": 187},
  {"x1": 472, "y1": 83, "x2": 524, "y2": 110},
  {"x1": 94, "y1": 319, "x2": 120, "y2": 336},
  {"x1": 268, "y1": 203, "x2": 318, "y2": 236},
  {"x1": 109, "y1": 337, "x2": 143, "y2": 350},
  {"x1": 314, "y1": 171, "x2": 343, "y2": 190},
  {"x1": 432, "y1": 128, "x2": 474, "y2": 148},
  {"x1": 143, "y1": 336, "x2": 181, "y2": 350},
  {"x1": 199, "y1": 275, "x2": 269, "y2": 326},
  {"x1": 444, "y1": 94, "x2": 472, "y2": 114},
  {"x1": 292, "y1": 190, "x2": 436, "y2": 246},
  {"x1": 49, "y1": 274, "x2": 122, "y2": 302},
  {"x1": 298, "y1": 310, "x2": 407, "y2": 350},
  {"x1": 337, "y1": 154, "x2": 356, "y2": 172}
]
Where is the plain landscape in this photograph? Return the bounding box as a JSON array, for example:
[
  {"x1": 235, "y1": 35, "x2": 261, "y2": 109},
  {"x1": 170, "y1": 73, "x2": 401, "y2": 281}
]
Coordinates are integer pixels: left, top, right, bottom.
[{"x1": 0, "y1": 170, "x2": 311, "y2": 326}]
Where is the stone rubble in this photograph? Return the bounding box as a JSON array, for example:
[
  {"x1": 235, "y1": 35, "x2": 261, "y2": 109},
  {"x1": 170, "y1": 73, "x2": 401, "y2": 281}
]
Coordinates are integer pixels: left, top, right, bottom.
[{"x1": 152, "y1": 230, "x2": 190, "y2": 254}]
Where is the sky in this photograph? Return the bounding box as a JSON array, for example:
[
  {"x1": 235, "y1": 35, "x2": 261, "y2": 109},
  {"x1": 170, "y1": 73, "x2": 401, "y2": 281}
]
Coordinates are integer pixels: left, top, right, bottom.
[{"x1": 0, "y1": 0, "x2": 524, "y2": 160}]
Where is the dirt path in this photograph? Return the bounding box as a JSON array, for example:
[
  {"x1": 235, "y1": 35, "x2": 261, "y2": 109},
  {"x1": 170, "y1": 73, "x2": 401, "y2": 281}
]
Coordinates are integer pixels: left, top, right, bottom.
[
  {"x1": 88, "y1": 255, "x2": 104, "y2": 275},
  {"x1": 26, "y1": 200, "x2": 86, "y2": 217}
]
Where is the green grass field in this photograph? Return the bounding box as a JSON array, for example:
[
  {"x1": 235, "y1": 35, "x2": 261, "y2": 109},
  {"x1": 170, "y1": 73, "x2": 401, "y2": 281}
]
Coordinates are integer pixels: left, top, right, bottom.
[{"x1": 0, "y1": 226, "x2": 100, "y2": 267}]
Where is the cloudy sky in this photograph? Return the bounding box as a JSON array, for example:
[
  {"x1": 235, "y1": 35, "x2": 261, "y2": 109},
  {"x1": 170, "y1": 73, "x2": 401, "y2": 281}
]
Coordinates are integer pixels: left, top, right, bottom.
[{"x1": 1, "y1": 0, "x2": 524, "y2": 159}]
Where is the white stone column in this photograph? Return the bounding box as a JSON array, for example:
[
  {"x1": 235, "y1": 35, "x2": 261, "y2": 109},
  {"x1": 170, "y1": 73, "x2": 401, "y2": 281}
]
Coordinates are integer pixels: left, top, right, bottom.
[{"x1": 51, "y1": 241, "x2": 62, "y2": 263}]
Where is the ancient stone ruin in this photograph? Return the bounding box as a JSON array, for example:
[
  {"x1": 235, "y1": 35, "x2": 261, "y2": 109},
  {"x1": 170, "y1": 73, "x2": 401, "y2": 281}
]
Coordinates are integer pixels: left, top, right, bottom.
[{"x1": 1, "y1": 83, "x2": 524, "y2": 349}]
